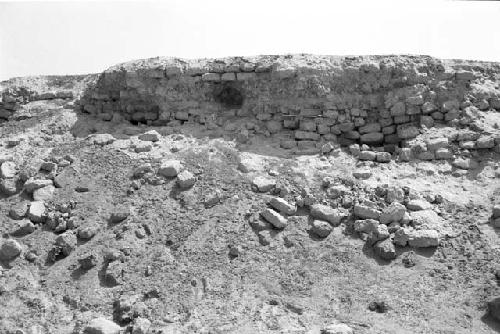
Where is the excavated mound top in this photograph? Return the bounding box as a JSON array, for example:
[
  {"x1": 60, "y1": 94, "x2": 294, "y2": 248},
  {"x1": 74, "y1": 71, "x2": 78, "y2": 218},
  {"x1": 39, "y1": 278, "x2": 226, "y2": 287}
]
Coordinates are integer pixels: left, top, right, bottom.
[{"x1": 0, "y1": 54, "x2": 500, "y2": 334}]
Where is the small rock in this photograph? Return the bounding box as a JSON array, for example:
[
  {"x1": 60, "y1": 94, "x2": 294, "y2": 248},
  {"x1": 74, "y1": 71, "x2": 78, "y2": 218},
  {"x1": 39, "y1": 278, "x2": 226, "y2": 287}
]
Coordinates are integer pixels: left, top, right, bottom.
[
  {"x1": 311, "y1": 220, "x2": 333, "y2": 238},
  {"x1": 40, "y1": 161, "x2": 57, "y2": 172},
  {"x1": 374, "y1": 238, "x2": 397, "y2": 260},
  {"x1": 0, "y1": 239, "x2": 22, "y2": 260},
  {"x1": 488, "y1": 297, "x2": 500, "y2": 322},
  {"x1": 157, "y1": 160, "x2": 183, "y2": 177},
  {"x1": 321, "y1": 322, "x2": 354, "y2": 334},
  {"x1": 353, "y1": 168, "x2": 372, "y2": 179},
  {"x1": 33, "y1": 185, "x2": 55, "y2": 201},
  {"x1": 138, "y1": 130, "x2": 161, "y2": 142},
  {"x1": 28, "y1": 201, "x2": 46, "y2": 223},
  {"x1": 55, "y1": 231, "x2": 77, "y2": 256},
  {"x1": 252, "y1": 176, "x2": 276, "y2": 192},
  {"x1": 368, "y1": 301, "x2": 389, "y2": 313},
  {"x1": 177, "y1": 170, "x2": 196, "y2": 189},
  {"x1": 394, "y1": 227, "x2": 412, "y2": 246},
  {"x1": 131, "y1": 317, "x2": 151, "y2": 334},
  {"x1": 84, "y1": 317, "x2": 121, "y2": 334},
  {"x1": 79, "y1": 253, "x2": 97, "y2": 270},
  {"x1": 78, "y1": 224, "x2": 99, "y2": 239},
  {"x1": 9, "y1": 202, "x2": 29, "y2": 220},
  {"x1": 310, "y1": 204, "x2": 345, "y2": 226},
  {"x1": 380, "y1": 202, "x2": 406, "y2": 224},
  {"x1": 132, "y1": 163, "x2": 153, "y2": 178},
  {"x1": 134, "y1": 142, "x2": 152, "y2": 153},
  {"x1": 109, "y1": 206, "x2": 130, "y2": 223},
  {"x1": 269, "y1": 197, "x2": 296, "y2": 215},
  {"x1": 376, "y1": 152, "x2": 391, "y2": 163},
  {"x1": 105, "y1": 261, "x2": 124, "y2": 286},
  {"x1": 493, "y1": 205, "x2": 500, "y2": 219},
  {"x1": 0, "y1": 178, "x2": 18, "y2": 196},
  {"x1": 452, "y1": 157, "x2": 478, "y2": 170},
  {"x1": 12, "y1": 220, "x2": 35, "y2": 236},
  {"x1": 91, "y1": 134, "x2": 115, "y2": 146},
  {"x1": 0, "y1": 161, "x2": 16, "y2": 178},
  {"x1": 408, "y1": 229, "x2": 439, "y2": 248},
  {"x1": 260, "y1": 208, "x2": 287, "y2": 229},
  {"x1": 23, "y1": 178, "x2": 53, "y2": 193},
  {"x1": 406, "y1": 199, "x2": 432, "y2": 211},
  {"x1": 353, "y1": 204, "x2": 381, "y2": 220}
]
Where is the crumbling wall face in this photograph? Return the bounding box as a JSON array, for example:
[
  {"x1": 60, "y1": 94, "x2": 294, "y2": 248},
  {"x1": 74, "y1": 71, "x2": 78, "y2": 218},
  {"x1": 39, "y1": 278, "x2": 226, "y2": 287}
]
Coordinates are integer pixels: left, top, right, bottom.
[{"x1": 78, "y1": 55, "x2": 500, "y2": 151}]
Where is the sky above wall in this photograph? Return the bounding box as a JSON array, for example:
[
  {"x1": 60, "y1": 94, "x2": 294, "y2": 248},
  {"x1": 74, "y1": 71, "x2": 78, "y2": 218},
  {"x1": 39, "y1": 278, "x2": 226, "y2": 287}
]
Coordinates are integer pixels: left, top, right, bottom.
[{"x1": 1, "y1": 0, "x2": 499, "y2": 80}]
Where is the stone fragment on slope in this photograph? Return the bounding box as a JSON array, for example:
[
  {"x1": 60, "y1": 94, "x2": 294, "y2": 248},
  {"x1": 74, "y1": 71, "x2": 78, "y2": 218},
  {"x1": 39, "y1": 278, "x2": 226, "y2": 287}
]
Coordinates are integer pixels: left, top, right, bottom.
[
  {"x1": 310, "y1": 204, "x2": 345, "y2": 226},
  {"x1": 138, "y1": 130, "x2": 161, "y2": 142},
  {"x1": 9, "y1": 201, "x2": 28, "y2": 220},
  {"x1": 374, "y1": 238, "x2": 397, "y2": 260},
  {"x1": 84, "y1": 317, "x2": 121, "y2": 334},
  {"x1": 269, "y1": 197, "x2": 296, "y2": 215},
  {"x1": 0, "y1": 239, "x2": 22, "y2": 261},
  {"x1": 28, "y1": 201, "x2": 46, "y2": 223},
  {"x1": 177, "y1": 170, "x2": 196, "y2": 189},
  {"x1": 406, "y1": 199, "x2": 432, "y2": 211},
  {"x1": 252, "y1": 176, "x2": 276, "y2": 193},
  {"x1": 158, "y1": 160, "x2": 182, "y2": 177},
  {"x1": 24, "y1": 178, "x2": 53, "y2": 193},
  {"x1": 260, "y1": 208, "x2": 287, "y2": 229},
  {"x1": 311, "y1": 220, "x2": 333, "y2": 238},
  {"x1": 380, "y1": 202, "x2": 406, "y2": 224},
  {"x1": 33, "y1": 184, "x2": 55, "y2": 201},
  {"x1": 90, "y1": 133, "x2": 115, "y2": 146},
  {"x1": 353, "y1": 204, "x2": 381, "y2": 220},
  {"x1": 0, "y1": 161, "x2": 16, "y2": 178}
]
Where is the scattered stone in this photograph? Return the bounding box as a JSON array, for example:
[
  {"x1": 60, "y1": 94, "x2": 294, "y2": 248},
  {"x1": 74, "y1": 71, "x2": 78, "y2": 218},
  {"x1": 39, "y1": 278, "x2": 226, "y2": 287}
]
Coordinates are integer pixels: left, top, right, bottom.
[
  {"x1": 368, "y1": 301, "x2": 389, "y2": 313},
  {"x1": 176, "y1": 170, "x2": 196, "y2": 189},
  {"x1": 393, "y1": 227, "x2": 412, "y2": 246},
  {"x1": 402, "y1": 251, "x2": 417, "y2": 267},
  {"x1": 0, "y1": 239, "x2": 22, "y2": 260},
  {"x1": 321, "y1": 322, "x2": 354, "y2": 334},
  {"x1": 376, "y1": 152, "x2": 391, "y2": 163},
  {"x1": 252, "y1": 176, "x2": 276, "y2": 192},
  {"x1": 24, "y1": 178, "x2": 53, "y2": 193},
  {"x1": 158, "y1": 160, "x2": 183, "y2": 177},
  {"x1": 410, "y1": 210, "x2": 441, "y2": 228},
  {"x1": 0, "y1": 178, "x2": 18, "y2": 196},
  {"x1": 354, "y1": 219, "x2": 380, "y2": 234},
  {"x1": 353, "y1": 204, "x2": 381, "y2": 220},
  {"x1": 452, "y1": 157, "x2": 478, "y2": 170},
  {"x1": 386, "y1": 186, "x2": 404, "y2": 203},
  {"x1": 359, "y1": 150, "x2": 376, "y2": 161},
  {"x1": 9, "y1": 202, "x2": 28, "y2": 220},
  {"x1": 78, "y1": 223, "x2": 99, "y2": 239},
  {"x1": 269, "y1": 197, "x2": 296, "y2": 215},
  {"x1": 55, "y1": 231, "x2": 77, "y2": 256},
  {"x1": 133, "y1": 163, "x2": 153, "y2": 178},
  {"x1": 79, "y1": 253, "x2": 97, "y2": 270},
  {"x1": 28, "y1": 201, "x2": 46, "y2": 223},
  {"x1": 12, "y1": 220, "x2": 35, "y2": 236},
  {"x1": 488, "y1": 297, "x2": 500, "y2": 322},
  {"x1": 493, "y1": 205, "x2": 500, "y2": 219},
  {"x1": 311, "y1": 220, "x2": 333, "y2": 238},
  {"x1": 435, "y1": 148, "x2": 453, "y2": 160},
  {"x1": 0, "y1": 161, "x2": 16, "y2": 178},
  {"x1": 408, "y1": 229, "x2": 439, "y2": 248},
  {"x1": 310, "y1": 204, "x2": 345, "y2": 226},
  {"x1": 134, "y1": 142, "x2": 152, "y2": 153},
  {"x1": 40, "y1": 161, "x2": 57, "y2": 172},
  {"x1": 260, "y1": 208, "x2": 287, "y2": 229},
  {"x1": 33, "y1": 185, "x2": 55, "y2": 201},
  {"x1": 109, "y1": 206, "x2": 130, "y2": 224},
  {"x1": 406, "y1": 199, "x2": 432, "y2": 211},
  {"x1": 105, "y1": 261, "x2": 124, "y2": 286},
  {"x1": 138, "y1": 130, "x2": 161, "y2": 142},
  {"x1": 131, "y1": 317, "x2": 152, "y2": 334},
  {"x1": 91, "y1": 134, "x2": 115, "y2": 146},
  {"x1": 380, "y1": 202, "x2": 406, "y2": 224},
  {"x1": 374, "y1": 238, "x2": 397, "y2": 260},
  {"x1": 353, "y1": 168, "x2": 372, "y2": 179},
  {"x1": 84, "y1": 317, "x2": 121, "y2": 334}
]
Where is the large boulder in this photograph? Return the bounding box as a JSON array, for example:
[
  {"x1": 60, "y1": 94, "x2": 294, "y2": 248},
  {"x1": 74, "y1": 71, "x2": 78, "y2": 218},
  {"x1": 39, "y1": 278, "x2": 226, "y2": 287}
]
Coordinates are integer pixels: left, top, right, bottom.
[
  {"x1": 311, "y1": 220, "x2": 333, "y2": 238},
  {"x1": 408, "y1": 229, "x2": 439, "y2": 248},
  {"x1": 354, "y1": 204, "x2": 381, "y2": 220},
  {"x1": 158, "y1": 160, "x2": 183, "y2": 177},
  {"x1": 0, "y1": 239, "x2": 22, "y2": 260},
  {"x1": 380, "y1": 202, "x2": 406, "y2": 224}
]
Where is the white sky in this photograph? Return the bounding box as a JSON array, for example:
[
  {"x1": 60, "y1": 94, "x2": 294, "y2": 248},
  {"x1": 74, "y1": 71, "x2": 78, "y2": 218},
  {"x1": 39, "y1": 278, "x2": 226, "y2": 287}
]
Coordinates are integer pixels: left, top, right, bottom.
[{"x1": 1, "y1": 0, "x2": 499, "y2": 80}]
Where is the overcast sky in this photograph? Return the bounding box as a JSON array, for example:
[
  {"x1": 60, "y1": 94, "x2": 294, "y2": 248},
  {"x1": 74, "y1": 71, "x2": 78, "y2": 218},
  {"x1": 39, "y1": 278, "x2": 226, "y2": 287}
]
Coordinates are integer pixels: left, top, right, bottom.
[{"x1": 0, "y1": 0, "x2": 499, "y2": 80}]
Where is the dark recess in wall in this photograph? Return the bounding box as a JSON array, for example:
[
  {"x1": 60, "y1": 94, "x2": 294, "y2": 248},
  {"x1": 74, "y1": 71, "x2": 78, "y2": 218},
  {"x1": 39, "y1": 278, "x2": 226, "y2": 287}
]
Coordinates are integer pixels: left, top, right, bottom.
[{"x1": 212, "y1": 82, "x2": 244, "y2": 108}]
